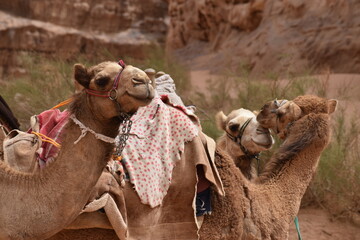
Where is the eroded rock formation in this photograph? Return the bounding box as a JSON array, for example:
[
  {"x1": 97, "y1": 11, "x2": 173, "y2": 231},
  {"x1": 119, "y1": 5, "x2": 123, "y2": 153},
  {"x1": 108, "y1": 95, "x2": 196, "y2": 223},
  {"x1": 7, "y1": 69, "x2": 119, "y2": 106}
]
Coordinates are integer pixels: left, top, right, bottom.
[
  {"x1": 0, "y1": 0, "x2": 168, "y2": 76},
  {"x1": 167, "y1": 0, "x2": 360, "y2": 75}
]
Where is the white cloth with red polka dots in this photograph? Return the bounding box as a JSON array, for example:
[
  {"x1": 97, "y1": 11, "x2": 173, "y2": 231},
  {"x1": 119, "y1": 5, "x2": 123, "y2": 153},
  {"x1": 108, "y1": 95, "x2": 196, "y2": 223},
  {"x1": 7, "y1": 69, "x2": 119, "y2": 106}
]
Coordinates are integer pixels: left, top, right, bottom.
[{"x1": 119, "y1": 96, "x2": 198, "y2": 207}]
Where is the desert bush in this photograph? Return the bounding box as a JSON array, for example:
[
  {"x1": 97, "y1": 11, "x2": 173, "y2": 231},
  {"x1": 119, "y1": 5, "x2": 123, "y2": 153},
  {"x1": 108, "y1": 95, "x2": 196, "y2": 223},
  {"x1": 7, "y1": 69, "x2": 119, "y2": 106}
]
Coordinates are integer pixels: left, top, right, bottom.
[
  {"x1": 307, "y1": 107, "x2": 360, "y2": 221},
  {"x1": 0, "y1": 54, "x2": 75, "y2": 129}
]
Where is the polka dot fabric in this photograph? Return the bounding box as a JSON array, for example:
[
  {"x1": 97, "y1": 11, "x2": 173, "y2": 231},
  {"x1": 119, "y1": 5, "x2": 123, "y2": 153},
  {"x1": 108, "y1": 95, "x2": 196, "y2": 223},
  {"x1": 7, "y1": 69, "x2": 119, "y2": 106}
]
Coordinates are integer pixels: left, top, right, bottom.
[{"x1": 119, "y1": 97, "x2": 198, "y2": 207}]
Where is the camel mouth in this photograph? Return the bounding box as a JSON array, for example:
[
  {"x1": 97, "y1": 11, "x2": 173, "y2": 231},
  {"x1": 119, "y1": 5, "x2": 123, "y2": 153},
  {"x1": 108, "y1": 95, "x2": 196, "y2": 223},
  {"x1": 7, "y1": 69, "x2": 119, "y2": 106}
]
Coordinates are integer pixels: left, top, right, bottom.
[
  {"x1": 252, "y1": 137, "x2": 273, "y2": 150},
  {"x1": 130, "y1": 84, "x2": 155, "y2": 101}
]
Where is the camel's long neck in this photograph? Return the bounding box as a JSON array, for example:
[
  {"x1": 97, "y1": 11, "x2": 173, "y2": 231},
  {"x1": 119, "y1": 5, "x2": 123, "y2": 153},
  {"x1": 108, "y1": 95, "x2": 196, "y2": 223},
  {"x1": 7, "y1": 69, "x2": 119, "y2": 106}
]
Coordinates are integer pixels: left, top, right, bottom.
[
  {"x1": 0, "y1": 93, "x2": 120, "y2": 239},
  {"x1": 262, "y1": 114, "x2": 331, "y2": 218},
  {"x1": 269, "y1": 145, "x2": 323, "y2": 216}
]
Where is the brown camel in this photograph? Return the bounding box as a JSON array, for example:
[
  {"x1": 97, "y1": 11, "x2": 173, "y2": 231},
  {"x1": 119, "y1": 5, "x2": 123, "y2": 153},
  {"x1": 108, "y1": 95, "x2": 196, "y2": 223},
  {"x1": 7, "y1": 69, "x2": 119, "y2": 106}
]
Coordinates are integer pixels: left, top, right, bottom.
[
  {"x1": 47, "y1": 107, "x2": 273, "y2": 240},
  {"x1": 0, "y1": 61, "x2": 154, "y2": 240},
  {"x1": 215, "y1": 108, "x2": 273, "y2": 179},
  {"x1": 47, "y1": 96, "x2": 336, "y2": 240},
  {"x1": 199, "y1": 95, "x2": 337, "y2": 239}
]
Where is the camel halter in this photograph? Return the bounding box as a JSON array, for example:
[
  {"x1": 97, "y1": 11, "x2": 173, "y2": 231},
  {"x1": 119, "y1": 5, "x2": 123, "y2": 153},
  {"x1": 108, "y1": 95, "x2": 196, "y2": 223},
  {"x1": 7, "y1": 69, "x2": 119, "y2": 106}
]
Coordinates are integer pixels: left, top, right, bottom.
[
  {"x1": 70, "y1": 115, "x2": 116, "y2": 144},
  {"x1": 225, "y1": 117, "x2": 258, "y2": 158},
  {"x1": 85, "y1": 60, "x2": 126, "y2": 100}
]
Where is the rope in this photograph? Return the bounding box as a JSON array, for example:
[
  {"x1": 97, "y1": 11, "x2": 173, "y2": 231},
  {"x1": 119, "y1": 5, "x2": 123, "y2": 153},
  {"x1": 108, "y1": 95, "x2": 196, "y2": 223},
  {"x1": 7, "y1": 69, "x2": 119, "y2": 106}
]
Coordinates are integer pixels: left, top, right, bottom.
[
  {"x1": 31, "y1": 131, "x2": 61, "y2": 148},
  {"x1": 70, "y1": 115, "x2": 115, "y2": 144},
  {"x1": 51, "y1": 98, "x2": 73, "y2": 109},
  {"x1": 294, "y1": 216, "x2": 303, "y2": 240}
]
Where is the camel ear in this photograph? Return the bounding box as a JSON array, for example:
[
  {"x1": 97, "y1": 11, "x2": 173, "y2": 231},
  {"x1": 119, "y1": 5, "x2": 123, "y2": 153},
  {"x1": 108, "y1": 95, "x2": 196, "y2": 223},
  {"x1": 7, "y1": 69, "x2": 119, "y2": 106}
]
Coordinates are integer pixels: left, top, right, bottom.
[
  {"x1": 215, "y1": 111, "x2": 227, "y2": 131},
  {"x1": 74, "y1": 64, "x2": 90, "y2": 89},
  {"x1": 327, "y1": 99, "x2": 338, "y2": 114}
]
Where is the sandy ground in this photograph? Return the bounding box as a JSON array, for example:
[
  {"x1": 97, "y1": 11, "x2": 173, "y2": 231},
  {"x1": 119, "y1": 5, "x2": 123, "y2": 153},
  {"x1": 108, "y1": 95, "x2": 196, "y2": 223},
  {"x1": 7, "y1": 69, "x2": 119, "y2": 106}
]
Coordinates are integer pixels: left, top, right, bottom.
[{"x1": 289, "y1": 207, "x2": 360, "y2": 240}]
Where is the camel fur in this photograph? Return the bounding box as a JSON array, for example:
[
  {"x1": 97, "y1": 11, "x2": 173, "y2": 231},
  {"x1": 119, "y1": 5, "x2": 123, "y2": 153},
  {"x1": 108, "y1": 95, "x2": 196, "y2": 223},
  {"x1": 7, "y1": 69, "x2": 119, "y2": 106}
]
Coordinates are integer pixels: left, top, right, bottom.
[
  {"x1": 0, "y1": 61, "x2": 154, "y2": 240},
  {"x1": 199, "y1": 95, "x2": 336, "y2": 239}
]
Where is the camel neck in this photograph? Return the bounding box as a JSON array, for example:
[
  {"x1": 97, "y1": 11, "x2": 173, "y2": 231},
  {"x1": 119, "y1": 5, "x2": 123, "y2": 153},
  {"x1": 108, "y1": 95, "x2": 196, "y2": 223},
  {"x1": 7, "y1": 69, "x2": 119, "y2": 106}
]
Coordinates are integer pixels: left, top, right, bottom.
[{"x1": 261, "y1": 113, "x2": 331, "y2": 216}]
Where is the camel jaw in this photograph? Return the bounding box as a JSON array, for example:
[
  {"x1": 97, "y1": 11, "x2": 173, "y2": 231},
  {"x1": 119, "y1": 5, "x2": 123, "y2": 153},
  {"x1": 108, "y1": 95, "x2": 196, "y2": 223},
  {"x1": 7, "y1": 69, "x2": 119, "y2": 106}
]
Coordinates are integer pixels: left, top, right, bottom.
[{"x1": 251, "y1": 135, "x2": 274, "y2": 150}]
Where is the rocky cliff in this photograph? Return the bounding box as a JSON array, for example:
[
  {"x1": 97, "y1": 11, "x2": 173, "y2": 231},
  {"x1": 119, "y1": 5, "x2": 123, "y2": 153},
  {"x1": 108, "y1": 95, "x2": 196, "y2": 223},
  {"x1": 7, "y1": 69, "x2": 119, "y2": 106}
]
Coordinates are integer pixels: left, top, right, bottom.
[
  {"x1": 167, "y1": 0, "x2": 360, "y2": 75},
  {"x1": 0, "y1": 0, "x2": 168, "y2": 75},
  {"x1": 1, "y1": 0, "x2": 360, "y2": 77}
]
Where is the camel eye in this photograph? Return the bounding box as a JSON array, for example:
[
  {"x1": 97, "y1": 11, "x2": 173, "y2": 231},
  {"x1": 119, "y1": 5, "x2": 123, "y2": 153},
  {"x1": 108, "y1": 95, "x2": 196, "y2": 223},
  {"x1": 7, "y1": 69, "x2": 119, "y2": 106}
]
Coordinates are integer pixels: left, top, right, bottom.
[
  {"x1": 95, "y1": 77, "x2": 110, "y2": 87},
  {"x1": 228, "y1": 123, "x2": 239, "y2": 132}
]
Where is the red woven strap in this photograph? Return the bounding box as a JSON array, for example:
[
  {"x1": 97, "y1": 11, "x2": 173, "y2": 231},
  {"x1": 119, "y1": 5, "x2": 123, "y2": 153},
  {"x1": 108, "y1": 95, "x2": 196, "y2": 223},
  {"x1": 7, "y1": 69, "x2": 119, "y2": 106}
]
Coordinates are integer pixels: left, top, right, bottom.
[{"x1": 86, "y1": 60, "x2": 126, "y2": 98}]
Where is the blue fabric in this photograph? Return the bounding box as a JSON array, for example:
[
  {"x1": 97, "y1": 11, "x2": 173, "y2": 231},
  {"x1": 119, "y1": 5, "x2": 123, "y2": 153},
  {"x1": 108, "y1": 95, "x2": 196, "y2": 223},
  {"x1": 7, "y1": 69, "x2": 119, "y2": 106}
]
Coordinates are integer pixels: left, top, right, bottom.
[{"x1": 196, "y1": 188, "x2": 212, "y2": 216}]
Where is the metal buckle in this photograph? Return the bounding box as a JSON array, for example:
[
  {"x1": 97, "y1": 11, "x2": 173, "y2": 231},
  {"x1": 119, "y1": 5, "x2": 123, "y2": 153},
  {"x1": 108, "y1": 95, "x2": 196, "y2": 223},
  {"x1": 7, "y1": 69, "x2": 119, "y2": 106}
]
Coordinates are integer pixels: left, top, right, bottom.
[{"x1": 109, "y1": 88, "x2": 118, "y2": 101}]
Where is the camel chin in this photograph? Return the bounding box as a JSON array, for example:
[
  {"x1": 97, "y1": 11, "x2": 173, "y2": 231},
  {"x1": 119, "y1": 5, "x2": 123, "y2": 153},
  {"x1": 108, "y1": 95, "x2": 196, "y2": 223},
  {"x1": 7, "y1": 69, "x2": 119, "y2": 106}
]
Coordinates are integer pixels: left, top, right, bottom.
[{"x1": 251, "y1": 137, "x2": 273, "y2": 151}]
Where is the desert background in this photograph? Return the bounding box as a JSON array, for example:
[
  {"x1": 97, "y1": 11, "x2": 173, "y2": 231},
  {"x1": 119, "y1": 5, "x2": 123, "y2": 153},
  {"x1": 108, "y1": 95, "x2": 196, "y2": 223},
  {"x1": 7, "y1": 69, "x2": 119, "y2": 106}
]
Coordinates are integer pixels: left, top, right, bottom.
[{"x1": 0, "y1": 0, "x2": 359, "y2": 239}]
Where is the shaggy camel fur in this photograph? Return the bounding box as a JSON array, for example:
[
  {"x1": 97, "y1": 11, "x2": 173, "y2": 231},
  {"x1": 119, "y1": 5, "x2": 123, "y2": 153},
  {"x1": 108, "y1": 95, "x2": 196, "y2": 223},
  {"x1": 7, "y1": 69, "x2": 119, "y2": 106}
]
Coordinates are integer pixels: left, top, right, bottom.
[
  {"x1": 215, "y1": 109, "x2": 273, "y2": 179},
  {"x1": 0, "y1": 61, "x2": 154, "y2": 240},
  {"x1": 199, "y1": 95, "x2": 336, "y2": 239}
]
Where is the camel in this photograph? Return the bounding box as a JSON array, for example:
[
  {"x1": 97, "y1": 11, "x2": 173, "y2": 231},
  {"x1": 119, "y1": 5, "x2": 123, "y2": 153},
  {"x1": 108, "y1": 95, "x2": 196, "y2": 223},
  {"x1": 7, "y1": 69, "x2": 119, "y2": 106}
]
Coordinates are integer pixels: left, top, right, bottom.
[
  {"x1": 199, "y1": 95, "x2": 337, "y2": 239},
  {"x1": 47, "y1": 107, "x2": 274, "y2": 240},
  {"x1": 0, "y1": 61, "x2": 154, "y2": 240},
  {"x1": 215, "y1": 109, "x2": 273, "y2": 179},
  {"x1": 48, "y1": 95, "x2": 336, "y2": 240}
]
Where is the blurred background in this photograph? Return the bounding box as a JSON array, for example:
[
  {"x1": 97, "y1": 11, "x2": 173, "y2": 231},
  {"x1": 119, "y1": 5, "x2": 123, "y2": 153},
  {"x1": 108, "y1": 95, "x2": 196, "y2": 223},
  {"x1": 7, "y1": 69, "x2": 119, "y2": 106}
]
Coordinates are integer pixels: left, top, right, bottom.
[{"x1": 0, "y1": 1, "x2": 359, "y2": 239}]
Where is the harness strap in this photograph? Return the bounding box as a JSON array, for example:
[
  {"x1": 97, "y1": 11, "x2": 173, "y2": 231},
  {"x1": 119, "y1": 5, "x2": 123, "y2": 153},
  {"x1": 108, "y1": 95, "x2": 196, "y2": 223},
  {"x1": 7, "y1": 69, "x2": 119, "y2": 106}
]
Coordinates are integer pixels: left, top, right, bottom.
[
  {"x1": 226, "y1": 117, "x2": 261, "y2": 163},
  {"x1": 70, "y1": 115, "x2": 115, "y2": 144},
  {"x1": 51, "y1": 98, "x2": 73, "y2": 109},
  {"x1": 31, "y1": 131, "x2": 61, "y2": 148},
  {"x1": 226, "y1": 118, "x2": 252, "y2": 154},
  {"x1": 85, "y1": 60, "x2": 126, "y2": 99},
  {"x1": 294, "y1": 216, "x2": 302, "y2": 240}
]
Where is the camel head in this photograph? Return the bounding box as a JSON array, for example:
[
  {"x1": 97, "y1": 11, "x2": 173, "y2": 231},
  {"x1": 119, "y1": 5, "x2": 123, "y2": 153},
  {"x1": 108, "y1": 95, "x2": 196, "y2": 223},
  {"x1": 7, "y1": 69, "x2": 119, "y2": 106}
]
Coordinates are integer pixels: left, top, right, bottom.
[
  {"x1": 257, "y1": 96, "x2": 338, "y2": 139},
  {"x1": 216, "y1": 108, "x2": 274, "y2": 158},
  {"x1": 256, "y1": 99, "x2": 301, "y2": 138},
  {"x1": 73, "y1": 61, "x2": 155, "y2": 119}
]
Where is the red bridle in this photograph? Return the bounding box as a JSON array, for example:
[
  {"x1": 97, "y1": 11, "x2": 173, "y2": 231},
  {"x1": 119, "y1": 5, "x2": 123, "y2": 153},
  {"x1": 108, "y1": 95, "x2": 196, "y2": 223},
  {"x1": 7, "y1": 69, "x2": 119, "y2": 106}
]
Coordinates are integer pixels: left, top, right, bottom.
[{"x1": 85, "y1": 60, "x2": 126, "y2": 100}]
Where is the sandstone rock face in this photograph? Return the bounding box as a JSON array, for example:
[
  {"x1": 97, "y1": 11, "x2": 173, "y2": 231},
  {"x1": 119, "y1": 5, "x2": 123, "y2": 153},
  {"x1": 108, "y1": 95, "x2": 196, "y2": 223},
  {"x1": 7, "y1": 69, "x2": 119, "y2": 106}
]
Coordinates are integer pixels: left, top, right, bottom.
[
  {"x1": 0, "y1": 0, "x2": 167, "y2": 34},
  {"x1": 167, "y1": 0, "x2": 360, "y2": 75},
  {"x1": 0, "y1": 0, "x2": 168, "y2": 76}
]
